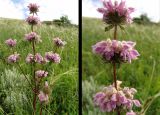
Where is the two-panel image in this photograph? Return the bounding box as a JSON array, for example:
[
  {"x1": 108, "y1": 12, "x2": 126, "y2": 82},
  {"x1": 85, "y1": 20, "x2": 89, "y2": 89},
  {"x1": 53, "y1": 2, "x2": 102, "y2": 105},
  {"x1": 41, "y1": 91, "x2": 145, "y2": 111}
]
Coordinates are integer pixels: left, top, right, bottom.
[{"x1": 0, "y1": 0, "x2": 160, "y2": 115}]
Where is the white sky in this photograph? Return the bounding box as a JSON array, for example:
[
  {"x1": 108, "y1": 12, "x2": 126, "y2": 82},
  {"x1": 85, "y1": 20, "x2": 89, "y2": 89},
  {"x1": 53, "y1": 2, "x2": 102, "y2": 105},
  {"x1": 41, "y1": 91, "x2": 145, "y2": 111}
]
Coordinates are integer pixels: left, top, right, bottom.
[
  {"x1": 82, "y1": 0, "x2": 160, "y2": 22},
  {"x1": 0, "y1": 0, "x2": 78, "y2": 24}
]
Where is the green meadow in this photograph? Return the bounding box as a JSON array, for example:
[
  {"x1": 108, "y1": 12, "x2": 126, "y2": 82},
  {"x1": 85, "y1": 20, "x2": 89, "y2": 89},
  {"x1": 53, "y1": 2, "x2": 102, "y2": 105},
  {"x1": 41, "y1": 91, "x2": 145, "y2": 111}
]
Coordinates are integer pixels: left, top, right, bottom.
[
  {"x1": 0, "y1": 18, "x2": 78, "y2": 115},
  {"x1": 82, "y1": 17, "x2": 160, "y2": 115}
]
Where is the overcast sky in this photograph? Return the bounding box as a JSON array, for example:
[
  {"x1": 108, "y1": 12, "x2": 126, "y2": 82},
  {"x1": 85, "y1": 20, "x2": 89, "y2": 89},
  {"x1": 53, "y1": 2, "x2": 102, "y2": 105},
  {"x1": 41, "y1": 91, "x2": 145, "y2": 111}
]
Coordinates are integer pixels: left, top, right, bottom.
[
  {"x1": 0, "y1": 0, "x2": 78, "y2": 24},
  {"x1": 0, "y1": 0, "x2": 159, "y2": 24},
  {"x1": 82, "y1": 0, "x2": 160, "y2": 22}
]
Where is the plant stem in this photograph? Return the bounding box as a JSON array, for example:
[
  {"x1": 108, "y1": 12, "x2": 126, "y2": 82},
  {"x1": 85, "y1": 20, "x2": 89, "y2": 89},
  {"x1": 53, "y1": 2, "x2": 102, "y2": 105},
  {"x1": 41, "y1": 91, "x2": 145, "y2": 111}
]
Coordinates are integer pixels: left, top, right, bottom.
[
  {"x1": 113, "y1": 25, "x2": 118, "y2": 90},
  {"x1": 114, "y1": 25, "x2": 117, "y2": 39},
  {"x1": 31, "y1": 16, "x2": 37, "y2": 114},
  {"x1": 113, "y1": 62, "x2": 117, "y2": 89},
  {"x1": 113, "y1": 25, "x2": 120, "y2": 115},
  {"x1": 40, "y1": 103, "x2": 43, "y2": 115}
]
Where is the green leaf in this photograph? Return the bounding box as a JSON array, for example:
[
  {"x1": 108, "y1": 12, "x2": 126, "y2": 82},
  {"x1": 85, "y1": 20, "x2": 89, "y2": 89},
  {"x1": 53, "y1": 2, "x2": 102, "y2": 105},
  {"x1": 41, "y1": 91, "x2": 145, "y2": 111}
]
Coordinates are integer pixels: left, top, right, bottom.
[{"x1": 105, "y1": 25, "x2": 114, "y2": 31}]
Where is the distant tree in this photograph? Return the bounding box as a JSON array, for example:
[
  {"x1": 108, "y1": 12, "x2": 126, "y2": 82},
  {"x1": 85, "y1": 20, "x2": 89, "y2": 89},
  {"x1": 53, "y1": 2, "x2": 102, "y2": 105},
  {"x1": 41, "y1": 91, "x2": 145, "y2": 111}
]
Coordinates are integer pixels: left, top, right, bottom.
[
  {"x1": 53, "y1": 15, "x2": 71, "y2": 26},
  {"x1": 133, "y1": 14, "x2": 152, "y2": 25},
  {"x1": 60, "y1": 15, "x2": 71, "y2": 25}
]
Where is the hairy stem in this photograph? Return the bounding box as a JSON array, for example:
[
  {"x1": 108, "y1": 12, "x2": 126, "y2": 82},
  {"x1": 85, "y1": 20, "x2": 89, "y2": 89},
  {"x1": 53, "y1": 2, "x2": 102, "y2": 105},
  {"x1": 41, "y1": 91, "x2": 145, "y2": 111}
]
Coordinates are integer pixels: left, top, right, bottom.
[
  {"x1": 40, "y1": 103, "x2": 43, "y2": 115},
  {"x1": 113, "y1": 25, "x2": 120, "y2": 115},
  {"x1": 113, "y1": 62, "x2": 117, "y2": 89},
  {"x1": 114, "y1": 25, "x2": 117, "y2": 39},
  {"x1": 31, "y1": 14, "x2": 37, "y2": 114},
  {"x1": 113, "y1": 25, "x2": 118, "y2": 90}
]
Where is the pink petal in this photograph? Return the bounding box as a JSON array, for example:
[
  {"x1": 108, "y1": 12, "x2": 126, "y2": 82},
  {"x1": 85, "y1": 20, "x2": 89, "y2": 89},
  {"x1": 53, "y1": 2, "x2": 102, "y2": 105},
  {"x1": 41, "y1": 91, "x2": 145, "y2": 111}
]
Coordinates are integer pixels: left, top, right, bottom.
[{"x1": 133, "y1": 100, "x2": 141, "y2": 107}]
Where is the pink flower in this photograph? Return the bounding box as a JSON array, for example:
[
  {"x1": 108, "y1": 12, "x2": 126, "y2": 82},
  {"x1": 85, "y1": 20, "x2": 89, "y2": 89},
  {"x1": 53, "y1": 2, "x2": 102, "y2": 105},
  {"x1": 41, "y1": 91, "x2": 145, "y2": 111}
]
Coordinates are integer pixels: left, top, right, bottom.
[
  {"x1": 7, "y1": 53, "x2": 20, "y2": 63},
  {"x1": 38, "y1": 91, "x2": 49, "y2": 102},
  {"x1": 26, "y1": 53, "x2": 34, "y2": 63},
  {"x1": 117, "y1": 92, "x2": 127, "y2": 104},
  {"x1": 126, "y1": 111, "x2": 136, "y2": 115},
  {"x1": 111, "y1": 93, "x2": 117, "y2": 101},
  {"x1": 133, "y1": 100, "x2": 141, "y2": 107},
  {"x1": 130, "y1": 88, "x2": 137, "y2": 94},
  {"x1": 97, "y1": 0, "x2": 135, "y2": 24},
  {"x1": 103, "y1": 102, "x2": 112, "y2": 112},
  {"x1": 26, "y1": 16, "x2": 40, "y2": 25},
  {"x1": 28, "y1": 3, "x2": 39, "y2": 14},
  {"x1": 5, "y1": 38, "x2": 16, "y2": 47},
  {"x1": 35, "y1": 53, "x2": 46, "y2": 64},
  {"x1": 94, "y1": 92, "x2": 106, "y2": 106},
  {"x1": 25, "y1": 32, "x2": 41, "y2": 42},
  {"x1": 45, "y1": 51, "x2": 61, "y2": 63},
  {"x1": 35, "y1": 70, "x2": 48, "y2": 78},
  {"x1": 26, "y1": 53, "x2": 46, "y2": 64},
  {"x1": 93, "y1": 81, "x2": 140, "y2": 114},
  {"x1": 125, "y1": 99, "x2": 133, "y2": 109},
  {"x1": 120, "y1": 41, "x2": 140, "y2": 63},
  {"x1": 92, "y1": 39, "x2": 140, "y2": 63},
  {"x1": 53, "y1": 37, "x2": 66, "y2": 47}
]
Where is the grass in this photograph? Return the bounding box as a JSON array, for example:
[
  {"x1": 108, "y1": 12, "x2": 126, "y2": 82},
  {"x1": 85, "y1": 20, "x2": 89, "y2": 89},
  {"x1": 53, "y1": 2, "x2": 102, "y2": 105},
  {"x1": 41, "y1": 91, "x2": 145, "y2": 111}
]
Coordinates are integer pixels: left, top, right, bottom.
[
  {"x1": 0, "y1": 18, "x2": 78, "y2": 114},
  {"x1": 82, "y1": 17, "x2": 160, "y2": 115}
]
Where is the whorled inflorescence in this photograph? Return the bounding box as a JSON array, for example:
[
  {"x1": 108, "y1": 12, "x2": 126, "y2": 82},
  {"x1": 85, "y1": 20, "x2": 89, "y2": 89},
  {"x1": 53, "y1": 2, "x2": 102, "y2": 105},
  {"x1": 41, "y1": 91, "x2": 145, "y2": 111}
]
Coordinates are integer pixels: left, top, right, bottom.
[
  {"x1": 35, "y1": 70, "x2": 48, "y2": 78},
  {"x1": 28, "y1": 3, "x2": 40, "y2": 14},
  {"x1": 26, "y1": 16, "x2": 40, "y2": 25},
  {"x1": 93, "y1": 1, "x2": 141, "y2": 115},
  {"x1": 97, "y1": 0, "x2": 134, "y2": 25},
  {"x1": 94, "y1": 81, "x2": 141, "y2": 114},
  {"x1": 45, "y1": 51, "x2": 61, "y2": 63},
  {"x1": 7, "y1": 53, "x2": 20, "y2": 63},
  {"x1": 25, "y1": 32, "x2": 41, "y2": 43},
  {"x1": 5, "y1": 38, "x2": 17, "y2": 47},
  {"x1": 53, "y1": 37, "x2": 67, "y2": 47},
  {"x1": 92, "y1": 39, "x2": 140, "y2": 63}
]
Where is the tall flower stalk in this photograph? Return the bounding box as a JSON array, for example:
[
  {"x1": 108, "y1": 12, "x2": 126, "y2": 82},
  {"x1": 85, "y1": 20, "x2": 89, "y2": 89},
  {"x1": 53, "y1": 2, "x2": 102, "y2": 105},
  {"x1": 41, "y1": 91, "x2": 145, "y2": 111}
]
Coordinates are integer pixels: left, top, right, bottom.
[
  {"x1": 3, "y1": 3, "x2": 66, "y2": 115},
  {"x1": 26, "y1": 3, "x2": 41, "y2": 113},
  {"x1": 93, "y1": 0, "x2": 141, "y2": 115}
]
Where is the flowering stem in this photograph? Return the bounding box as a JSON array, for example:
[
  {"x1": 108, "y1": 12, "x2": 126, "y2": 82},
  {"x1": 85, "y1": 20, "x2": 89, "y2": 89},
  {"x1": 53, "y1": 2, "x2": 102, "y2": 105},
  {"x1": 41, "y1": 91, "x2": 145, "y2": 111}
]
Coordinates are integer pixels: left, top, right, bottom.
[
  {"x1": 113, "y1": 62, "x2": 117, "y2": 89},
  {"x1": 113, "y1": 25, "x2": 118, "y2": 90},
  {"x1": 40, "y1": 103, "x2": 43, "y2": 115},
  {"x1": 114, "y1": 25, "x2": 117, "y2": 39},
  {"x1": 113, "y1": 25, "x2": 120, "y2": 115},
  {"x1": 31, "y1": 16, "x2": 37, "y2": 113}
]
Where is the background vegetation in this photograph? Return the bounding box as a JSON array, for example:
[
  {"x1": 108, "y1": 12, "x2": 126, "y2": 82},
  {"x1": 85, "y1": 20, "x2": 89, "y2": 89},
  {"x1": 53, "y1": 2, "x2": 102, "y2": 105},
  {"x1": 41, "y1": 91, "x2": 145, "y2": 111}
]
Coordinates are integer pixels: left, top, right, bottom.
[
  {"x1": 82, "y1": 17, "x2": 160, "y2": 115},
  {"x1": 0, "y1": 18, "x2": 78, "y2": 115}
]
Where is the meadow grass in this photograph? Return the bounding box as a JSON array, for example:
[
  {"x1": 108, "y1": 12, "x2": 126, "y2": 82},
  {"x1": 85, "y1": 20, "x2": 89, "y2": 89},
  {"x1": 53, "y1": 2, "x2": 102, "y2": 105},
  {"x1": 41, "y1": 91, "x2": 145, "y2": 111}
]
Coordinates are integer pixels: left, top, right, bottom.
[
  {"x1": 82, "y1": 17, "x2": 160, "y2": 115},
  {"x1": 0, "y1": 18, "x2": 78, "y2": 115}
]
